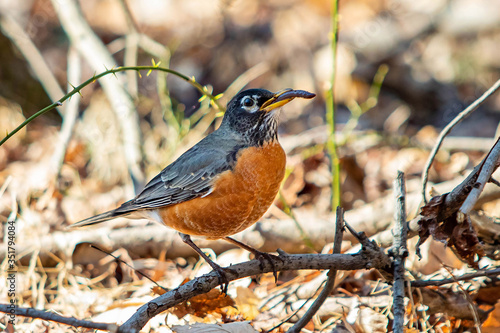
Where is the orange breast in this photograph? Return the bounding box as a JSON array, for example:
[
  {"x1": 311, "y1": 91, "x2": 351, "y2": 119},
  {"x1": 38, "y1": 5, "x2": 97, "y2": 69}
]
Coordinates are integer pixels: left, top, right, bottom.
[{"x1": 156, "y1": 142, "x2": 286, "y2": 239}]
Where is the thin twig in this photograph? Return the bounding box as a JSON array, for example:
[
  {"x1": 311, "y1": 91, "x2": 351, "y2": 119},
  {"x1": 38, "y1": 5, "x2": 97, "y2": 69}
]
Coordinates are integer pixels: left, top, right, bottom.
[
  {"x1": 287, "y1": 206, "x2": 345, "y2": 332},
  {"x1": 0, "y1": 304, "x2": 117, "y2": 331},
  {"x1": 344, "y1": 220, "x2": 393, "y2": 280},
  {"x1": 459, "y1": 136, "x2": 500, "y2": 216},
  {"x1": 117, "y1": 0, "x2": 141, "y2": 33},
  {"x1": 418, "y1": 287, "x2": 487, "y2": 321},
  {"x1": 415, "y1": 288, "x2": 430, "y2": 331},
  {"x1": 0, "y1": 176, "x2": 12, "y2": 199},
  {"x1": 406, "y1": 279, "x2": 417, "y2": 330},
  {"x1": 1, "y1": 65, "x2": 222, "y2": 147},
  {"x1": 89, "y1": 245, "x2": 168, "y2": 291},
  {"x1": 391, "y1": 171, "x2": 407, "y2": 333},
  {"x1": 138, "y1": 34, "x2": 171, "y2": 60},
  {"x1": 441, "y1": 266, "x2": 482, "y2": 332},
  {"x1": 411, "y1": 267, "x2": 500, "y2": 287},
  {"x1": 421, "y1": 77, "x2": 500, "y2": 203},
  {"x1": 490, "y1": 177, "x2": 500, "y2": 187},
  {"x1": 268, "y1": 282, "x2": 326, "y2": 332}
]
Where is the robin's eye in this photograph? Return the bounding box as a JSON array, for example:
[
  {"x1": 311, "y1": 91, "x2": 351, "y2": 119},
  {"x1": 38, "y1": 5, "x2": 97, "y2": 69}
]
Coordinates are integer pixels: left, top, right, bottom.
[{"x1": 242, "y1": 97, "x2": 255, "y2": 107}]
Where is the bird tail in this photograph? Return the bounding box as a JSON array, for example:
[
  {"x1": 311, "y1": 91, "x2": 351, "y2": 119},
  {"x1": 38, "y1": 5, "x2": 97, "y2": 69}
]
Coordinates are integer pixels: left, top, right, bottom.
[{"x1": 68, "y1": 209, "x2": 128, "y2": 228}]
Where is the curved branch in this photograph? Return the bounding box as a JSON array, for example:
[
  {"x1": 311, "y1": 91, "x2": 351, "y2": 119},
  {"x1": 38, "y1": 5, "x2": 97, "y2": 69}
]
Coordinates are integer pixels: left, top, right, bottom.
[
  {"x1": 0, "y1": 251, "x2": 391, "y2": 333},
  {"x1": 0, "y1": 65, "x2": 223, "y2": 147},
  {"x1": 118, "y1": 251, "x2": 390, "y2": 333}
]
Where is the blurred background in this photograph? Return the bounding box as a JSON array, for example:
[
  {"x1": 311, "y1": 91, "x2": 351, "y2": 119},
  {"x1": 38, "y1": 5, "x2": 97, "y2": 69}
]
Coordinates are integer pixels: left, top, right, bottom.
[
  {"x1": 2, "y1": 0, "x2": 499, "y2": 221},
  {"x1": 1, "y1": 0, "x2": 500, "y2": 331}
]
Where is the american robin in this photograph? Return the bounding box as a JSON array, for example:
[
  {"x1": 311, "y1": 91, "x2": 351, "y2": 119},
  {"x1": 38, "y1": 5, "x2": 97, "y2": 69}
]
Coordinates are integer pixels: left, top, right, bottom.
[{"x1": 71, "y1": 88, "x2": 315, "y2": 290}]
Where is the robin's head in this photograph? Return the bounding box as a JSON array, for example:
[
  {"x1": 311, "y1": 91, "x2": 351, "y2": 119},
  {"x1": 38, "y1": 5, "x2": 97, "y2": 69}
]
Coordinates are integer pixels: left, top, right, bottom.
[{"x1": 221, "y1": 88, "x2": 315, "y2": 145}]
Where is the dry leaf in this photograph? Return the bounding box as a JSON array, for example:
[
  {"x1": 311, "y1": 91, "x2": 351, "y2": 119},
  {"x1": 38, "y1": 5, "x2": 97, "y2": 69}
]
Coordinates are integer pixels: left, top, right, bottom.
[
  {"x1": 233, "y1": 287, "x2": 260, "y2": 320},
  {"x1": 417, "y1": 194, "x2": 483, "y2": 266},
  {"x1": 482, "y1": 300, "x2": 500, "y2": 333},
  {"x1": 152, "y1": 286, "x2": 167, "y2": 295},
  {"x1": 353, "y1": 306, "x2": 388, "y2": 333},
  {"x1": 171, "y1": 288, "x2": 235, "y2": 318}
]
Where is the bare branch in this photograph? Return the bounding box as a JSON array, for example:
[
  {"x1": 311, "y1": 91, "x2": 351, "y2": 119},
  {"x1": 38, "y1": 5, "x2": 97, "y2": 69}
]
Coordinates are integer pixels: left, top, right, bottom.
[
  {"x1": 0, "y1": 304, "x2": 117, "y2": 331},
  {"x1": 411, "y1": 267, "x2": 500, "y2": 287},
  {"x1": 391, "y1": 171, "x2": 408, "y2": 333},
  {"x1": 459, "y1": 136, "x2": 500, "y2": 216},
  {"x1": 118, "y1": 251, "x2": 390, "y2": 333},
  {"x1": 344, "y1": 220, "x2": 393, "y2": 280},
  {"x1": 418, "y1": 288, "x2": 488, "y2": 321},
  {"x1": 422, "y1": 77, "x2": 500, "y2": 203}
]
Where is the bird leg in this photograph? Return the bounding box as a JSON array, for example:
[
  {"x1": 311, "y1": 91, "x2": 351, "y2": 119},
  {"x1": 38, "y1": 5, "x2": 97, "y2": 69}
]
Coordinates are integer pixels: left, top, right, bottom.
[
  {"x1": 223, "y1": 236, "x2": 281, "y2": 282},
  {"x1": 179, "y1": 233, "x2": 233, "y2": 294}
]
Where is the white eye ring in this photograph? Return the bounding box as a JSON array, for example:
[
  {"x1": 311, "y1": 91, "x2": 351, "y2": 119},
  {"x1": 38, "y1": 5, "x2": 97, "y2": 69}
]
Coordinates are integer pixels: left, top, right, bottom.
[{"x1": 242, "y1": 97, "x2": 255, "y2": 107}]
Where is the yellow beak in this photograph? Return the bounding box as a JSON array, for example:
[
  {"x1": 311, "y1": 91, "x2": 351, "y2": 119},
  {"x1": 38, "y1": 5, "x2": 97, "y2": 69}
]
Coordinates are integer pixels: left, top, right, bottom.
[{"x1": 260, "y1": 89, "x2": 316, "y2": 112}]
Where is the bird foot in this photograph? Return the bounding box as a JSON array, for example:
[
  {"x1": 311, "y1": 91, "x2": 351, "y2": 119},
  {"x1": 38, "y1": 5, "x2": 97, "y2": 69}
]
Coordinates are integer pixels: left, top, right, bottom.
[
  {"x1": 223, "y1": 236, "x2": 283, "y2": 283},
  {"x1": 252, "y1": 250, "x2": 283, "y2": 282},
  {"x1": 207, "y1": 263, "x2": 236, "y2": 295},
  {"x1": 179, "y1": 233, "x2": 236, "y2": 294}
]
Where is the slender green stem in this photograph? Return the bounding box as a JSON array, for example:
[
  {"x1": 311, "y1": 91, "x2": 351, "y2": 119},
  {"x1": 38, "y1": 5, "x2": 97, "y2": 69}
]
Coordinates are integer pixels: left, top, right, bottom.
[
  {"x1": 326, "y1": 0, "x2": 340, "y2": 209},
  {"x1": 360, "y1": 63, "x2": 389, "y2": 112},
  {"x1": 1, "y1": 65, "x2": 224, "y2": 146},
  {"x1": 341, "y1": 64, "x2": 389, "y2": 145}
]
